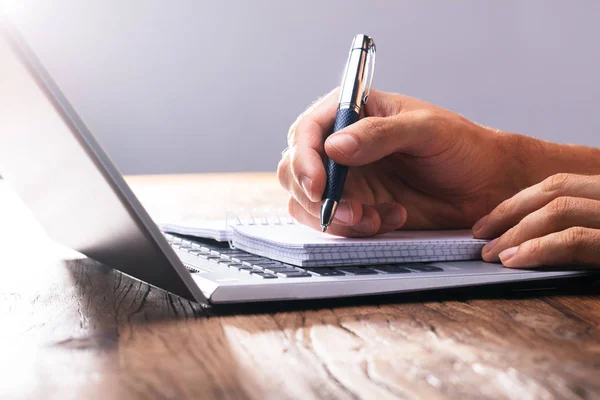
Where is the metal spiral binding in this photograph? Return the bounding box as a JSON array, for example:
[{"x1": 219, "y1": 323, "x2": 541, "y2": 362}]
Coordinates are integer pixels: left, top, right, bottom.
[
  {"x1": 225, "y1": 208, "x2": 295, "y2": 227},
  {"x1": 225, "y1": 208, "x2": 295, "y2": 248}
]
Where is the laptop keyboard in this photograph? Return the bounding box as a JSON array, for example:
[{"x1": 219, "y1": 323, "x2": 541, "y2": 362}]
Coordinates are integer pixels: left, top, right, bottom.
[{"x1": 165, "y1": 233, "x2": 444, "y2": 279}]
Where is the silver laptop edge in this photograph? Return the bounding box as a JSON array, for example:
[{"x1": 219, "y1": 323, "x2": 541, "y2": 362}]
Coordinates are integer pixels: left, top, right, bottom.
[
  {"x1": 0, "y1": 18, "x2": 591, "y2": 306},
  {"x1": 0, "y1": 18, "x2": 206, "y2": 303}
]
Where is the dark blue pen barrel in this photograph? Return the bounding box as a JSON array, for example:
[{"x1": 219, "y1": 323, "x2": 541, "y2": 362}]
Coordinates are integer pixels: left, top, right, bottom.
[{"x1": 323, "y1": 108, "x2": 360, "y2": 201}]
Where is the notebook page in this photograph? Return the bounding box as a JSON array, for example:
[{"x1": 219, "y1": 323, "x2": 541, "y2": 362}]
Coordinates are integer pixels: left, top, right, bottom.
[
  {"x1": 232, "y1": 223, "x2": 480, "y2": 248},
  {"x1": 160, "y1": 219, "x2": 232, "y2": 242},
  {"x1": 231, "y1": 224, "x2": 488, "y2": 266}
]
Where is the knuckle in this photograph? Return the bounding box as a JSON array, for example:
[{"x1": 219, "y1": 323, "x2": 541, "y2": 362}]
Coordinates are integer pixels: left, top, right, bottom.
[
  {"x1": 500, "y1": 226, "x2": 518, "y2": 245},
  {"x1": 288, "y1": 114, "x2": 311, "y2": 146},
  {"x1": 359, "y1": 117, "x2": 387, "y2": 144},
  {"x1": 542, "y1": 173, "x2": 572, "y2": 193},
  {"x1": 289, "y1": 88, "x2": 339, "y2": 146},
  {"x1": 289, "y1": 183, "x2": 319, "y2": 217},
  {"x1": 564, "y1": 226, "x2": 587, "y2": 249},
  {"x1": 287, "y1": 117, "x2": 301, "y2": 146},
  {"x1": 289, "y1": 148, "x2": 303, "y2": 175},
  {"x1": 299, "y1": 198, "x2": 319, "y2": 218},
  {"x1": 361, "y1": 117, "x2": 385, "y2": 134},
  {"x1": 524, "y1": 238, "x2": 542, "y2": 257},
  {"x1": 411, "y1": 109, "x2": 441, "y2": 131},
  {"x1": 492, "y1": 200, "x2": 512, "y2": 218},
  {"x1": 276, "y1": 155, "x2": 290, "y2": 187},
  {"x1": 287, "y1": 197, "x2": 297, "y2": 218},
  {"x1": 545, "y1": 196, "x2": 575, "y2": 219},
  {"x1": 306, "y1": 199, "x2": 320, "y2": 216}
]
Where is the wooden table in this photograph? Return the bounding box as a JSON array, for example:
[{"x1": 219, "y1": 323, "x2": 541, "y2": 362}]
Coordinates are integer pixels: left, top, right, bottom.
[{"x1": 1, "y1": 173, "x2": 600, "y2": 400}]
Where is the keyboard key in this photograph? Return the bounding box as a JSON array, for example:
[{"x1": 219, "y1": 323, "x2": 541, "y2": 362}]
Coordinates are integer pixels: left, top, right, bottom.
[
  {"x1": 210, "y1": 249, "x2": 242, "y2": 256},
  {"x1": 372, "y1": 265, "x2": 412, "y2": 274},
  {"x1": 224, "y1": 262, "x2": 245, "y2": 268},
  {"x1": 230, "y1": 256, "x2": 267, "y2": 263},
  {"x1": 216, "y1": 249, "x2": 248, "y2": 256},
  {"x1": 188, "y1": 251, "x2": 209, "y2": 258},
  {"x1": 336, "y1": 267, "x2": 379, "y2": 275},
  {"x1": 245, "y1": 260, "x2": 283, "y2": 267},
  {"x1": 167, "y1": 235, "x2": 181, "y2": 243},
  {"x1": 228, "y1": 264, "x2": 253, "y2": 271},
  {"x1": 276, "y1": 271, "x2": 311, "y2": 278},
  {"x1": 250, "y1": 271, "x2": 278, "y2": 279},
  {"x1": 263, "y1": 266, "x2": 298, "y2": 274},
  {"x1": 304, "y1": 268, "x2": 345, "y2": 276},
  {"x1": 405, "y1": 265, "x2": 444, "y2": 272}
]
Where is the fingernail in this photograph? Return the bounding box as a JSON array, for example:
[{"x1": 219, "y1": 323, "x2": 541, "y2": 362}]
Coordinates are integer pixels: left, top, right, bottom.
[
  {"x1": 327, "y1": 134, "x2": 359, "y2": 156},
  {"x1": 498, "y1": 246, "x2": 518, "y2": 263},
  {"x1": 333, "y1": 201, "x2": 353, "y2": 224},
  {"x1": 382, "y1": 206, "x2": 405, "y2": 226},
  {"x1": 353, "y1": 217, "x2": 375, "y2": 233},
  {"x1": 300, "y1": 175, "x2": 312, "y2": 199},
  {"x1": 473, "y1": 215, "x2": 488, "y2": 233},
  {"x1": 481, "y1": 238, "x2": 498, "y2": 254}
]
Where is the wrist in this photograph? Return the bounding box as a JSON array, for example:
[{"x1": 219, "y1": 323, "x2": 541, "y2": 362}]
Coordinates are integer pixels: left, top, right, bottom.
[
  {"x1": 489, "y1": 131, "x2": 534, "y2": 195},
  {"x1": 495, "y1": 131, "x2": 600, "y2": 189}
]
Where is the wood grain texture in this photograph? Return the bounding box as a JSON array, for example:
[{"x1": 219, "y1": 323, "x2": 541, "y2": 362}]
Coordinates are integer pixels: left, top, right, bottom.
[{"x1": 1, "y1": 173, "x2": 600, "y2": 400}]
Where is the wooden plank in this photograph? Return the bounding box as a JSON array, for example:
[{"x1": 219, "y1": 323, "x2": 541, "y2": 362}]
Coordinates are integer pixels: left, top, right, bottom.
[{"x1": 1, "y1": 174, "x2": 599, "y2": 399}]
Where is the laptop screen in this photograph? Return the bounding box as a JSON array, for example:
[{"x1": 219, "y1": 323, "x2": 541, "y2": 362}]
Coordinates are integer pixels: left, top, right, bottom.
[{"x1": 0, "y1": 20, "x2": 203, "y2": 302}]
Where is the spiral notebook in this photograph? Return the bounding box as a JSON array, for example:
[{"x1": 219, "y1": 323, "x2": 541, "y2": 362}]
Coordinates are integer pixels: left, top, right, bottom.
[
  {"x1": 160, "y1": 210, "x2": 488, "y2": 267},
  {"x1": 160, "y1": 219, "x2": 235, "y2": 242}
]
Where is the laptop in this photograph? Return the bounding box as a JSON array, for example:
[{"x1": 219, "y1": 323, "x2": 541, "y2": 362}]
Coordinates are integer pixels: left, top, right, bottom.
[{"x1": 0, "y1": 20, "x2": 591, "y2": 305}]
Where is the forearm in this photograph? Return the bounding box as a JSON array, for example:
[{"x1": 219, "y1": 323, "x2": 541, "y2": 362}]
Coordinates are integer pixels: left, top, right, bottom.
[{"x1": 499, "y1": 132, "x2": 600, "y2": 190}]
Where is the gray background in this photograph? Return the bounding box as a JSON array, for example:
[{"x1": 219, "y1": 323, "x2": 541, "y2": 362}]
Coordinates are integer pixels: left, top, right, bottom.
[{"x1": 10, "y1": 1, "x2": 600, "y2": 175}]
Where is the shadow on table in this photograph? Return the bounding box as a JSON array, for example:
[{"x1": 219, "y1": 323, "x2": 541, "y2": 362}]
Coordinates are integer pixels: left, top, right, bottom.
[
  {"x1": 64, "y1": 257, "x2": 600, "y2": 320},
  {"x1": 60, "y1": 259, "x2": 266, "y2": 398},
  {"x1": 63, "y1": 258, "x2": 208, "y2": 323}
]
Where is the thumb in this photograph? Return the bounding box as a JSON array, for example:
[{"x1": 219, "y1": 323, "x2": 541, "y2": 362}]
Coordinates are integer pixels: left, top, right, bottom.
[
  {"x1": 324, "y1": 116, "x2": 400, "y2": 166},
  {"x1": 324, "y1": 110, "x2": 441, "y2": 166}
]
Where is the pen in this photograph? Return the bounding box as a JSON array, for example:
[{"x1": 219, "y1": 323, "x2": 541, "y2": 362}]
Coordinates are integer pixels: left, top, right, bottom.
[{"x1": 320, "y1": 34, "x2": 376, "y2": 232}]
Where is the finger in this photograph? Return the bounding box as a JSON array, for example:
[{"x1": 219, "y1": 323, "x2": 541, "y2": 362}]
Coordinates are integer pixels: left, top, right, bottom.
[
  {"x1": 288, "y1": 88, "x2": 401, "y2": 149},
  {"x1": 285, "y1": 184, "x2": 364, "y2": 225},
  {"x1": 324, "y1": 109, "x2": 448, "y2": 166},
  {"x1": 289, "y1": 145, "x2": 326, "y2": 203},
  {"x1": 473, "y1": 173, "x2": 600, "y2": 239},
  {"x1": 289, "y1": 197, "x2": 382, "y2": 237},
  {"x1": 482, "y1": 197, "x2": 600, "y2": 262},
  {"x1": 498, "y1": 227, "x2": 600, "y2": 268},
  {"x1": 287, "y1": 89, "x2": 338, "y2": 201},
  {"x1": 277, "y1": 153, "x2": 293, "y2": 191},
  {"x1": 286, "y1": 89, "x2": 403, "y2": 200},
  {"x1": 278, "y1": 147, "x2": 324, "y2": 204},
  {"x1": 371, "y1": 202, "x2": 408, "y2": 232},
  {"x1": 279, "y1": 153, "x2": 368, "y2": 227},
  {"x1": 288, "y1": 89, "x2": 339, "y2": 155}
]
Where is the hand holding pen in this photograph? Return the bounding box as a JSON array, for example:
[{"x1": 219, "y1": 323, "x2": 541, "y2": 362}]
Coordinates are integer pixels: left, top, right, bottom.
[{"x1": 278, "y1": 38, "x2": 524, "y2": 237}]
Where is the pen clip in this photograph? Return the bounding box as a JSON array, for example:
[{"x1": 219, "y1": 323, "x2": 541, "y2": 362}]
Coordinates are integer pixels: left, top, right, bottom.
[{"x1": 362, "y1": 38, "x2": 376, "y2": 104}]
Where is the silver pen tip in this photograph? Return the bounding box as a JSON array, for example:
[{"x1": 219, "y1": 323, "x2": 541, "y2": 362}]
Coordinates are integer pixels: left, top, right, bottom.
[{"x1": 321, "y1": 225, "x2": 327, "y2": 233}]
